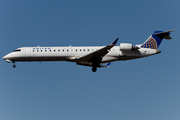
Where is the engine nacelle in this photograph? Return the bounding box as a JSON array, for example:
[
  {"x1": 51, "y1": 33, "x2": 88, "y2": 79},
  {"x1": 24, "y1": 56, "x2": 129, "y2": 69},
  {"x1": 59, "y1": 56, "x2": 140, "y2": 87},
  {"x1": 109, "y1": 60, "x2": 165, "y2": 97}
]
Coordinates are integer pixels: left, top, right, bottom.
[{"x1": 119, "y1": 43, "x2": 139, "y2": 51}]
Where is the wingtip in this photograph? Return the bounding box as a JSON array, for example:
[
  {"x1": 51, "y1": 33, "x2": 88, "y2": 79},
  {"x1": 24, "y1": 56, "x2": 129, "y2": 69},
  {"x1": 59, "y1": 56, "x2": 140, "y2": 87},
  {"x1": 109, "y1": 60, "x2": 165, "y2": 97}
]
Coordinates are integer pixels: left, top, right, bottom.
[
  {"x1": 169, "y1": 30, "x2": 176, "y2": 32},
  {"x1": 106, "y1": 62, "x2": 111, "y2": 67}
]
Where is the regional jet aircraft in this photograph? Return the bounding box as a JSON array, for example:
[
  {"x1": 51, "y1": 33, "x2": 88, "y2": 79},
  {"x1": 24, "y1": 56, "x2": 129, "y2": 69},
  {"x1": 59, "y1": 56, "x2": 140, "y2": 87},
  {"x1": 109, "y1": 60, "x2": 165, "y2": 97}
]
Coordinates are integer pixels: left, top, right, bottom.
[{"x1": 3, "y1": 30, "x2": 174, "y2": 72}]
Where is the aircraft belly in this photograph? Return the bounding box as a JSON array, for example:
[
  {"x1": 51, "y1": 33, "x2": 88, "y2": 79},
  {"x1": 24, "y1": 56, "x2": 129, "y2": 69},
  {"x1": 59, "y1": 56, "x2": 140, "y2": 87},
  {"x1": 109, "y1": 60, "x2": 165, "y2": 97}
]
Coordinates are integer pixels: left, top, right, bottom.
[{"x1": 11, "y1": 56, "x2": 76, "y2": 62}]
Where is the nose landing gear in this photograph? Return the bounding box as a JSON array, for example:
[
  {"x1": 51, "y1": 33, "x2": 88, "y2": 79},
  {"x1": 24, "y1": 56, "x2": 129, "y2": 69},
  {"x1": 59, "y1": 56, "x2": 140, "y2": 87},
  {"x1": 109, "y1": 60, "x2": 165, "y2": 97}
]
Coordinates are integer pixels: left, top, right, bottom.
[
  {"x1": 13, "y1": 64, "x2": 16, "y2": 68},
  {"x1": 13, "y1": 61, "x2": 16, "y2": 68}
]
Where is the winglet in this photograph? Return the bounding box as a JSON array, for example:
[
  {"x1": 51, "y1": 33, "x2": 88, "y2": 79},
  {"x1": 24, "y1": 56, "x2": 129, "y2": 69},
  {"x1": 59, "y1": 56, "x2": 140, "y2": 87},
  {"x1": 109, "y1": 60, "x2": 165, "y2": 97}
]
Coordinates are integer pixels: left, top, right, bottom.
[
  {"x1": 100, "y1": 62, "x2": 111, "y2": 67},
  {"x1": 106, "y1": 62, "x2": 111, "y2": 67},
  {"x1": 111, "y1": 38, "x2": 119, "y2": 45}
]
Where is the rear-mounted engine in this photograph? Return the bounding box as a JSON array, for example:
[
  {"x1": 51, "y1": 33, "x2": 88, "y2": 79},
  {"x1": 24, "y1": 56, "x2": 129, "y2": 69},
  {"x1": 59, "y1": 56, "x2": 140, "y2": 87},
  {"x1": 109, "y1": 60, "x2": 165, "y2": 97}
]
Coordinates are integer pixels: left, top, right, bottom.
[{"x1": 119, "y1": 43, "x2": 139, "y2": 51}]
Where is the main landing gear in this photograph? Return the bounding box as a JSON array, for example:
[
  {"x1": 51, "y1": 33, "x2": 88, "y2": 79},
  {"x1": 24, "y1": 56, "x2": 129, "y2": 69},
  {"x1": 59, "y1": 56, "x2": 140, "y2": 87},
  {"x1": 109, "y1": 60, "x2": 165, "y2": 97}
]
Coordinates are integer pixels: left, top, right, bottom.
[
  {"x1": 92, "y1": 66, "x2": 97, "y2": 72},
  {"x1": 91, "y1": 57, "x2": 101, "y2": 72}
]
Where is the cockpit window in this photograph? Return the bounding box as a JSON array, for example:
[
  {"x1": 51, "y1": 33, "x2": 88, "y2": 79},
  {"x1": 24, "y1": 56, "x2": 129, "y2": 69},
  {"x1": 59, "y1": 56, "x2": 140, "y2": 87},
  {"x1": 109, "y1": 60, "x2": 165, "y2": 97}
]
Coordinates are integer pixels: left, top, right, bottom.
[{"x1": 13, "y1": 49, "x2": 21, "y2": 52}]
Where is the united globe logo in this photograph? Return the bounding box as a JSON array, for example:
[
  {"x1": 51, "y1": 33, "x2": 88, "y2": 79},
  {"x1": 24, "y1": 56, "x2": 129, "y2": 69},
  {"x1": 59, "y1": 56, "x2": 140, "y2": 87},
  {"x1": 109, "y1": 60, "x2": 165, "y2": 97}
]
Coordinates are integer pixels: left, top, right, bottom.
[{"x1": 141, "y1": 36, "x2": 158, "y2": 49}]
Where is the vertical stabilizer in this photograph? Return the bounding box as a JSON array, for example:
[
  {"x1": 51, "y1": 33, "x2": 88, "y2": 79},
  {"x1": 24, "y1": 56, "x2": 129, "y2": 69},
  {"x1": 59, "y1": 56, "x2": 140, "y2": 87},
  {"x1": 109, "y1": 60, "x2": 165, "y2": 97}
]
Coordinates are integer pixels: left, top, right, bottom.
[{"x1": 141, "y1": 30, "x2": 175, "y2": 49}]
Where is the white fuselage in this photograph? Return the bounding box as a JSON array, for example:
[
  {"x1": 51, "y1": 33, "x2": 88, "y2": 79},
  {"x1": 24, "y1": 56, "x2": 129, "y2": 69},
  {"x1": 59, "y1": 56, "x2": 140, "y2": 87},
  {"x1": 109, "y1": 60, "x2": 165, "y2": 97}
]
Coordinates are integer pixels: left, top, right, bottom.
[
  {"x1": 3, "y1": 30, "x2": 173, "y2": 72},
  {"x1": 3, "y1": 46, "x2": 160, "y2": 63}
]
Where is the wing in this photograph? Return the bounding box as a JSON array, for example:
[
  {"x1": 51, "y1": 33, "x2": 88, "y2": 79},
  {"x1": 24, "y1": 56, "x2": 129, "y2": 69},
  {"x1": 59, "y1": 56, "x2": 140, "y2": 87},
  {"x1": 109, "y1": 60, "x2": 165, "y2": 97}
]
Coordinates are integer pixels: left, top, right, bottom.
[{"x1": 76, "y1": 38, "x2": 118, "y2": 66}]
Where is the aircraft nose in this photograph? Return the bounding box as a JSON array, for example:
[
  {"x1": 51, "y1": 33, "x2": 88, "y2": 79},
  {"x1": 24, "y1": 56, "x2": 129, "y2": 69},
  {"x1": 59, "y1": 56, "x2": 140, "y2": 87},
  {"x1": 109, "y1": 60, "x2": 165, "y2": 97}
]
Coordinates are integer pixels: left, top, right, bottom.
[
  {"x1": 3, "y1": 53, "x2": 13, "y2": 63},
  {"x1": 3, "y1": 55, "x2": 7, "y2": 60},
  {"x1": 3, "y1": 53, "x2": 12, "y2": 60}
]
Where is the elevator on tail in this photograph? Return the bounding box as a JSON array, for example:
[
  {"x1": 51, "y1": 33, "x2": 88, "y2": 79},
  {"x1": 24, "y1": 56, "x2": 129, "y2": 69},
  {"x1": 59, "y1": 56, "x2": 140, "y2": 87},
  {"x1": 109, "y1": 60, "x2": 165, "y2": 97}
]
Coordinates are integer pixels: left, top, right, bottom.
[{"x1": 3, "y1": 30, "x2": 175, "y2": 72}]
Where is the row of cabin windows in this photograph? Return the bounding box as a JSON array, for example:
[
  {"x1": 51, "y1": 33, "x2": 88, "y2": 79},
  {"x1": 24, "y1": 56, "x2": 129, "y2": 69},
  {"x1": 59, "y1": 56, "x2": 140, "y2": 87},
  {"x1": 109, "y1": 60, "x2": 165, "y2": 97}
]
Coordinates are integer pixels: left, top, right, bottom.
[
  {"x1": 33, "y1": 49, "x2": 91, "y2": 52},
  {"x1": 32, "y1": 49, "x2": 115, "y2": 52}
]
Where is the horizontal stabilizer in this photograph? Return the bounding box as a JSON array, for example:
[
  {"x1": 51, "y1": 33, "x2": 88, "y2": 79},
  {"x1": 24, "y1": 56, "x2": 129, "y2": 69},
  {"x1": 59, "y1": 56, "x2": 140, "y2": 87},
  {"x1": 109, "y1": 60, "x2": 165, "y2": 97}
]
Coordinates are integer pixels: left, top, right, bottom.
[{"x1": 154, "y1": 30, "x2": 175, "y2": 39}]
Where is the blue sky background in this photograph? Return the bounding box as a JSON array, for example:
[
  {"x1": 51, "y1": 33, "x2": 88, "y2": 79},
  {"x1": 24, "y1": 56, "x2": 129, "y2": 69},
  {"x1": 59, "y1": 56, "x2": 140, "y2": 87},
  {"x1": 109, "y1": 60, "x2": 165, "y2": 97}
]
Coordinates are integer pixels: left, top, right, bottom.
[{"x1": 0, "y1": 0, "x2": 180, "y2": 120}]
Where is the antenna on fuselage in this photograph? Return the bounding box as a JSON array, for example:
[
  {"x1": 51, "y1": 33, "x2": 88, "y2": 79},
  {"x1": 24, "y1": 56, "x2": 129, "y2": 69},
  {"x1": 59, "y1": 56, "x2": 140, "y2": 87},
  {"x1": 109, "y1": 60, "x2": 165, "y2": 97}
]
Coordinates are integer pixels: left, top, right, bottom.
[{"x1": 69, "y1": 45, "x2": 71, "y2": 49}]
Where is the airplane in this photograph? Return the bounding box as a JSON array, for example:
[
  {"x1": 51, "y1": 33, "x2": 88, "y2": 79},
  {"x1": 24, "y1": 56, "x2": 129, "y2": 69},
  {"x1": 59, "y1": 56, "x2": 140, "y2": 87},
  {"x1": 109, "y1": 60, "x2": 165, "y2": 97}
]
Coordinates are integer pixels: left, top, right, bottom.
[{"x1": 3, "y1": 30, "x2": 175, "y2": 72}]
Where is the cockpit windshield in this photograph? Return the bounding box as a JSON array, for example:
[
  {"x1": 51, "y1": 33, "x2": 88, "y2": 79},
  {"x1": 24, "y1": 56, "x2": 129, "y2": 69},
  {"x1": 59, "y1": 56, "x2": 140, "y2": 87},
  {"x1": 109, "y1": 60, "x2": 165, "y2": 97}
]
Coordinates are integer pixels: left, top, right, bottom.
[{"x1": 13, "y1": 49, "x2": 21, "y2": 52}]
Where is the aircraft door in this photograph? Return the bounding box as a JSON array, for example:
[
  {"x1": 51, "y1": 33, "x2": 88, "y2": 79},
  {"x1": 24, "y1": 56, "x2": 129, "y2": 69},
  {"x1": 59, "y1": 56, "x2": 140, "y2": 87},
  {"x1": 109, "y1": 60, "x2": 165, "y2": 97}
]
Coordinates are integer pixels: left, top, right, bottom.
[{"x1": 25, "y1": 48, "x2": 31, "y2": 57}]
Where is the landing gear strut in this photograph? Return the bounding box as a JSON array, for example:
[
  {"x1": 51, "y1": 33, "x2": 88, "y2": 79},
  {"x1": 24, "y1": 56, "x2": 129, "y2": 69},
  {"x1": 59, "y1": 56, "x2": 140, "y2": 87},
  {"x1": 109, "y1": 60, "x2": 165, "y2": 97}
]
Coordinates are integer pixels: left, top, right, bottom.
[
  {"x1": 13, "y1": 61, "x2": 16, "y2": 68},
  {"x1": 92, "y1": 66, "x2": 97, "y2": 72},
  {"x1": 91, "y1": 57, "x2": 102, "y2": 72}
]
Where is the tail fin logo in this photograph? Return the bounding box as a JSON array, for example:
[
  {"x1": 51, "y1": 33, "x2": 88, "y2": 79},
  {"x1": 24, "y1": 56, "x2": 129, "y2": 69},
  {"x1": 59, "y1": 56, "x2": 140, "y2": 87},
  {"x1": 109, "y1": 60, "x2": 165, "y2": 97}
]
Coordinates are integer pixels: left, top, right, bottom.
[{"x1": 141, "y1": 36, "x2": 158, "y2": 49}]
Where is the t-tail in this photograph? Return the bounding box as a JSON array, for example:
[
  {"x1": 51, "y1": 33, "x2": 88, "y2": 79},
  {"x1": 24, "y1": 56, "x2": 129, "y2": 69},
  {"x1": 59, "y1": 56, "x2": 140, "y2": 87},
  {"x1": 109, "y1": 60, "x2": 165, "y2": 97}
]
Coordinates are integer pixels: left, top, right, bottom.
[{"x1": 141, "y1": 30, "x2": 175, "y2": 49}]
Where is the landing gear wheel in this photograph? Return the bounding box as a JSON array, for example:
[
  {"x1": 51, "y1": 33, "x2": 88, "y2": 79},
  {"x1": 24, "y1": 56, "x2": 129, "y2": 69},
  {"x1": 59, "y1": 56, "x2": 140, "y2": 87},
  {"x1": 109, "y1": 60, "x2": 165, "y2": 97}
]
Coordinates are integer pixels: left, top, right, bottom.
[
  {"x1": 92, "y1": 67, "x2": 97, "y2": 72},
  {"x1": 13, "y1": 64, "x2": 16, "y2": 68}
]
